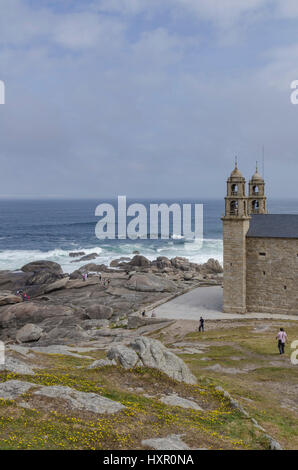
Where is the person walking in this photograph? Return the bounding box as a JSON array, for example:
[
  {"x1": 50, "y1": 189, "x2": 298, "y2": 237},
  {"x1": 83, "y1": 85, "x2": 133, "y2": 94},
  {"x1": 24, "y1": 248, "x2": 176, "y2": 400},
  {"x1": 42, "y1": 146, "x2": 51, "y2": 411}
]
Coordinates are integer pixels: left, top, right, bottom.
[
  {"x1": 276, "y1": 328, "x2": 287, "y2": 355},
  {"x1": 199, "y1": 316, "x2": 204, "y2": 332}
]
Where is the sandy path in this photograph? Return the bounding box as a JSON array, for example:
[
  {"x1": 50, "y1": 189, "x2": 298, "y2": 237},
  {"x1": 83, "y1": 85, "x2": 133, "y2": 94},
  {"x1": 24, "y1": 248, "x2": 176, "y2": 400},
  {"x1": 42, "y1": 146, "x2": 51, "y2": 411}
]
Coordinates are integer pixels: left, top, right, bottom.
[{"x1": 152, "y1": 286, "x2": 298, "y2": 321}]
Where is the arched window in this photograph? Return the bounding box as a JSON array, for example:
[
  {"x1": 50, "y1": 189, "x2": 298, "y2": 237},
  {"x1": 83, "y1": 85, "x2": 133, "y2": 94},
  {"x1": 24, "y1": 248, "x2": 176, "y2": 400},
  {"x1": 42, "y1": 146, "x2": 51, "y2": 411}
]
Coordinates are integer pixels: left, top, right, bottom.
[
  {"x1": 253, "y1": 185, "x2": 259, "y2": 195},
  {"x1": 252, "y1": 200, "x2": 259, "y2": 213},
  {"x1": 231, "y1": 184, "x2": 238, "y2": 196},
  {"x1": 230, "y1": 200, "x2": 238, "y2": 215}
]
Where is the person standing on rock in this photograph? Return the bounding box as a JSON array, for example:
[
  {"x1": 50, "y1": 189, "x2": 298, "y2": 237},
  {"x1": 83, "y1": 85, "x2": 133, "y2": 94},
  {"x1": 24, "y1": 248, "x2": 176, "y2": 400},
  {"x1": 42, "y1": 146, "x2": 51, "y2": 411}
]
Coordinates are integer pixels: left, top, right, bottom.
[
  {"x1": 276, "y1": 328, "x2": 287, "y2": 355},
  {"x1": 199, "y1": 316, "x2": 204, "y2": 332}
]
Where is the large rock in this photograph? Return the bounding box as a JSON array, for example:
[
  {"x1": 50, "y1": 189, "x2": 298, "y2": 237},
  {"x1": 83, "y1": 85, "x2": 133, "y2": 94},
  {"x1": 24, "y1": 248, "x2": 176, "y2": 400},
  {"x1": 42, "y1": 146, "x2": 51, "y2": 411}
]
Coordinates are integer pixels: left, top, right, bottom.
[
  {"x1": 110, "y1": 257, "x2": 131, "y2": 268},
  {"x1": 153, "y1": 257, "x2": 172, "y2": 270},
  {"x1": 129, "y1": 255, "x2": 151, "y2": 267},
  {"x1": 107, "y1": 337, "x2": 197, "y2": 384},
  {"x1": 0, "y1": 380, "x2": 34, "y2": 399},
  {"x1": 131, "y1": 337, "x2": 197, "y2": 384},
  {"x1": 171, "y1": 257, "x2": 191, "y2": 271},
  {"x1": 107, "y1": 345, "x2": 141, "y2": 369},
  {"x1": 69, "y1": 252, "x2": 85, "y2": 258},
  {"x1": 16, "y1": 324, "x2": 43, "y2": 343},
  {"x1": 0, "y1": 357, "x2": 35, "y2": 375},
  {"x1": 0, "y1": 271, "x2": 31, "y2": 292},
  {"x1": 0, "y1": 292, "x2": 22, "y2": 306},
  {"x1": 202, "y1": 258, "x2": 223, "y2": 274},
  {"x1": 85, "y1": 304, "x2": 113, "y2": 320},
  {"x1": 34, "y1": 385, "x2": 125, "y2": 414},
  {"x1": 41, "y1": 325, "x2": 90, "y2": 345},
  {"x1": 126, "y1": 273, "x2": 176, "y2": 293},
  {"x1": 21, "y1": 261, "x2": 64, "y2": 288},
  {"x1": 26, "y1": 270, "x2": 62, "y2": 286},
  {"x1": 0, "y1": 302, "x2": 73, "y2": 329},
  {"x1": 44, "y1": 277, "x2": 69, "y2": 293},
  {"x1": 21, "y1": 261, "x2": 63, "y2": 275}
]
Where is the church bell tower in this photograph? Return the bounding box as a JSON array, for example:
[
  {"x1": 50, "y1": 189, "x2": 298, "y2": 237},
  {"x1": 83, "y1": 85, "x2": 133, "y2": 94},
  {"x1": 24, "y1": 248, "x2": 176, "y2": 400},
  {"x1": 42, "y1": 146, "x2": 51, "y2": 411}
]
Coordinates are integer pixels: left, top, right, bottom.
[
  {"x1": 248, "y1": 163, "x2": 267, "y2": 215},
  {"x1": 221, "y1": 161, "x2": 250, "y2": 313}
]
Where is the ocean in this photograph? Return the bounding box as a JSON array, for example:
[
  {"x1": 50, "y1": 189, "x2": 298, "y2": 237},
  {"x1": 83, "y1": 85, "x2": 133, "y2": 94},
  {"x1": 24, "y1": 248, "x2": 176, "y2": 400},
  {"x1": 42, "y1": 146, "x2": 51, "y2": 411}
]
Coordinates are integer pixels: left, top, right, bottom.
[{"x1": 0, "y1": 198, "x2": 297, "y2": 273}]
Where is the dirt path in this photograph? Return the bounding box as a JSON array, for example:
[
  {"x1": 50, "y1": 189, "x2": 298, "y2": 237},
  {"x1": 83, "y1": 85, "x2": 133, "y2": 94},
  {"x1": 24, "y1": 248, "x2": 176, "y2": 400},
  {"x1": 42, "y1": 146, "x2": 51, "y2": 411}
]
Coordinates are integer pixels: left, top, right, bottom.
[{"x1": 152, "y1": 286, "x2": 298, "y2": 321}]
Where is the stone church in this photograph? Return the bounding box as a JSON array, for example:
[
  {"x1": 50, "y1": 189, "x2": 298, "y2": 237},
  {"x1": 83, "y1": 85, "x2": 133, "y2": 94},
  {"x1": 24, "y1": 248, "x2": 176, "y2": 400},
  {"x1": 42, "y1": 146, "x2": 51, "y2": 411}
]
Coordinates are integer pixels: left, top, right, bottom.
[{"x1": 222, "y1": 163, "x2": 298, "y2": 315}]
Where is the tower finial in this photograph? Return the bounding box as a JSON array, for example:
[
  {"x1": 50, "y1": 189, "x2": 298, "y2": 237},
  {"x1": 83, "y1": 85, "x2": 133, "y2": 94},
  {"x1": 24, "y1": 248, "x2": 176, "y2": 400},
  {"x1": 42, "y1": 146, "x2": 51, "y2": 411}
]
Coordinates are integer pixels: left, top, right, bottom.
[
  {"x1": 256, "y1": 161, "x2": 258, "y2": 172},
  {"x1": 235, "y1": 156, "x2": 238, "y2": 168}
]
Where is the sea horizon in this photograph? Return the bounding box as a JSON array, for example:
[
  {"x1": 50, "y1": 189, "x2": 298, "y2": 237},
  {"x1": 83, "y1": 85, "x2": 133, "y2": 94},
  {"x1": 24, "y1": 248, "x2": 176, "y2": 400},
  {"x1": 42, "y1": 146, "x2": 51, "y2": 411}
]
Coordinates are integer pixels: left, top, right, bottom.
[{"x1": 0, "y1": 198, "x2": 297, "y2": 273}]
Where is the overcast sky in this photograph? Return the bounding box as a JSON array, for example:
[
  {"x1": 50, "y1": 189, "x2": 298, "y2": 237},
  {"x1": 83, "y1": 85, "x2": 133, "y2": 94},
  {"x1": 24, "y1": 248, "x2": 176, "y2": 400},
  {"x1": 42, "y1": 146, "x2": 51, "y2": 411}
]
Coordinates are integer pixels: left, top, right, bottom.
[{"x1": 0, "y1": 0, "x2": 298, "y2": 199}]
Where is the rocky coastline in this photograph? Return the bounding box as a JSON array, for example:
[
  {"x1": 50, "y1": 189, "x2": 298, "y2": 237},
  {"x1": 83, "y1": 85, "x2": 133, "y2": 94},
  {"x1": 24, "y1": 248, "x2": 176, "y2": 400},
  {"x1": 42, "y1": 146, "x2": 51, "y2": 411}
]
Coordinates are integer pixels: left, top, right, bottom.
[{"x1": 0, "y1": 254, "x2": 223, "y2": 346}]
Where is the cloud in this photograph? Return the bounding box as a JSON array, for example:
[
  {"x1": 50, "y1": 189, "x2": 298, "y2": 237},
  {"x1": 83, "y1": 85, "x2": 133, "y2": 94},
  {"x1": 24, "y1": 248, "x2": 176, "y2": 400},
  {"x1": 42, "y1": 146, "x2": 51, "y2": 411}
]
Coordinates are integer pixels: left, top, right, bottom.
[
  {"x1": 276, "y1": 0, "x2": 298, "y2": 18},
  {"x1": 95, "y1": 0, "x2": 270, "y2": 28},
  {"x1": 174, "y1": 0, "x2": 268, "y2": 26},
  {"x1": 52, "y1": 12, "x2": 125, "y2": 49},
  {"x1": 0, "y1": 0, "x2": 297, "y2": 198}
]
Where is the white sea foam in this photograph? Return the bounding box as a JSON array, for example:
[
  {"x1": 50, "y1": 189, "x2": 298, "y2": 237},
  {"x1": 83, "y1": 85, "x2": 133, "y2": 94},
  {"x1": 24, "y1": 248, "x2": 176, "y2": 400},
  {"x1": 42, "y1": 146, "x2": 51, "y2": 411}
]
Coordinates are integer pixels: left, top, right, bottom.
[{"x1": 0, "y1": 239, "x2": 223, "y2": 273}]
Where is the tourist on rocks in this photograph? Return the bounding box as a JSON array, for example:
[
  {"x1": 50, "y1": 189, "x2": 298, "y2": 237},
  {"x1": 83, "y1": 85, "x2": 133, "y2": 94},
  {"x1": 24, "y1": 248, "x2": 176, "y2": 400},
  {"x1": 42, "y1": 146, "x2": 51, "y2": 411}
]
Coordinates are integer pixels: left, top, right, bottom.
[
  {"x1": 199, "y1": 316, "x2": 205, "y2": 332},
  {"x1": 142, "y1": 310, "x2": 146, "y2": 317},
  {"x1": 276, "y1": 328, "x2": 288, "y2": 355},
  {"x1": 22, "y1": 292, "x2": 29, "y2": 301}
]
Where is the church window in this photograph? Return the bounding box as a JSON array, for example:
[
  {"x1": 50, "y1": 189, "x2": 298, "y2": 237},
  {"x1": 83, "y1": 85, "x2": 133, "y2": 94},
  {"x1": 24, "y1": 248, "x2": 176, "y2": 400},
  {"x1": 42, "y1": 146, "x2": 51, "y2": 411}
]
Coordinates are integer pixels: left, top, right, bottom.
[
  {"x1": 252, "y1": 200, "x2": 260, "y2": 213},
  {"x1": 230, "y1": 200, "x2": 238, "y2": 215},
  {"x1": 231, "y1": 184, "x2": 238, "y2": 196}
]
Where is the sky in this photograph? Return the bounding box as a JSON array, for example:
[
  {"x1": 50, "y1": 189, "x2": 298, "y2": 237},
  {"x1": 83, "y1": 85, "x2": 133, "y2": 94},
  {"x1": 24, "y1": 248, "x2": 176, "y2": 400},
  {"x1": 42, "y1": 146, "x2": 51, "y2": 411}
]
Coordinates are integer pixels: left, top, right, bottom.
[{"x1": 0, "y1": 0, "x2": 298, "y2": 199}]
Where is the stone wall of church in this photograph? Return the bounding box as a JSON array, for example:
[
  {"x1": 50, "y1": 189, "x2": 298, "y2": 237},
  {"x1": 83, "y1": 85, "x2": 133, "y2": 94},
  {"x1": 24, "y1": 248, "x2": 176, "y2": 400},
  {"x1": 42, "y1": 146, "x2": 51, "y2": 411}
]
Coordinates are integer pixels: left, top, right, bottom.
[{"x1": 246, "y1": 237, "x2": 298, "y2": 314}]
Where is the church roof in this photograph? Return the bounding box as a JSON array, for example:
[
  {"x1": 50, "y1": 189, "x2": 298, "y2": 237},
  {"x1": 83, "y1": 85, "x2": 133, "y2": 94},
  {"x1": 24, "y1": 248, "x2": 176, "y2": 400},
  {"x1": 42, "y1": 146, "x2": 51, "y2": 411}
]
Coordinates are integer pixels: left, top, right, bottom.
[{"x1": 247, "y1": 214, "x2": 298, "y2": 239}]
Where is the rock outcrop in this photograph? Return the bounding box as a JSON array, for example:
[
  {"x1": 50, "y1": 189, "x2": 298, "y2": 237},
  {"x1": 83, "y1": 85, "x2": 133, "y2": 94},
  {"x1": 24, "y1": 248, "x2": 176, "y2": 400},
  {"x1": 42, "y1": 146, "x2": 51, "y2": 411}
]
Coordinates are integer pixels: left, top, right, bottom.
[
  {"x1": 127, "y1": 273, "x2": 177, "y2": 293},
  {"x1": 0, "y1": 380, "x2": 34, "y2": 399},
  {"x1": 0, "y1": 302, "x2": 73, "y2": 330},
  {"x1": 85, "y1": 304, "x2": 114, "y2": 320},
  {"x1": 107, "y1": 345, "x2": 141, "y2": 369},
  {"x1": 21, "y1": 260, "x2": 63, "y2": 275},
  {"x1": 107, "y1": 337, "x2": 196, "y2": 384},
  {"x1": 16, "y1": 323, "x2": 43, "y2": 343},
  {"x1": 0, "y1": 292, "x2": 22, "y2": 306},
  {"x1": 34, "y1": 385, "x2": 125, "y2": 414},
  {"x1": 128, "y1": 255, "x2": 151, "y2": 268}
]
